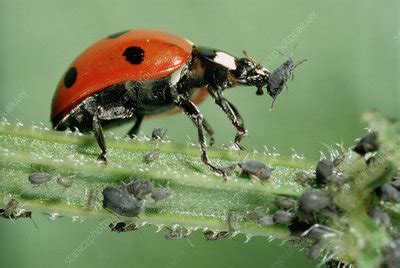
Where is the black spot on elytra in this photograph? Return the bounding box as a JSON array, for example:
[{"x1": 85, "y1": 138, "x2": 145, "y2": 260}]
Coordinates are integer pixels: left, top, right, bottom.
[
  {"x1": 64, "y1": 67, "x2": 77, "y2": 88},
  {"x1": 107, "y1": 30, "x2": 129, "y2": 39},
  {"x1": 123, "y1": 46, "x2": 144, "y2": 64}
]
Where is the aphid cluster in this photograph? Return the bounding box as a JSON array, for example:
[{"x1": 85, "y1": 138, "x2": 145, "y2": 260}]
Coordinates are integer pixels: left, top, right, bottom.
[{"x1": 102, "y1": 178, "x2": 172, "y2": 218}]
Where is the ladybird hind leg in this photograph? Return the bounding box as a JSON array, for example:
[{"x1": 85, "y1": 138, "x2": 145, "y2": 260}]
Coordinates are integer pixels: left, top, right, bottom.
[
  {"x1": 127, "y1": 114, "x2": 144, "y2": 138},
  {"x1": 171, "y1": 89, "x2": 227, "y2": 180},
  {"x1": 200, "y1": 118, "x2": 215, "y2": 146},
  {"x1": 93, "y1": 108, "x2": 107, "y2": 166}
]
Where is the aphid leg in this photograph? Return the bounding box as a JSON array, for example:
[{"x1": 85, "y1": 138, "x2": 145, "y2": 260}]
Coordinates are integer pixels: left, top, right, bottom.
[
  {"x1": 93, "y1": 109, "x2": 107, "y2": 165},
  {"x1": 208, "y1": 88, "x2": 247, "y2": 150},
  {"x1": 201, "y1": 118, "x2": 215, "y2": 146},
  {"x1": 293, "y1": 59, "x2": 307, "y2": 69},
  {"x1": 127, "y1": 114, "x2": 144, "y2": 138},
  {"x1": 171, "y1": 91, "x2": 227, "y2": 179}
]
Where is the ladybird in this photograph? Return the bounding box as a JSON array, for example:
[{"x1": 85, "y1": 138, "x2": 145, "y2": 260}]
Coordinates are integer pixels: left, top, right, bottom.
[{"x1": 51, "y1": 29, "x2": 271, "y2": 177}]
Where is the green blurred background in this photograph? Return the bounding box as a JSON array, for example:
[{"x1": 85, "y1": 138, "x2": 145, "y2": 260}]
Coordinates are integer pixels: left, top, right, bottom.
[{"x1": 1, "y1": 0, "x2": 399, "y2": 267}]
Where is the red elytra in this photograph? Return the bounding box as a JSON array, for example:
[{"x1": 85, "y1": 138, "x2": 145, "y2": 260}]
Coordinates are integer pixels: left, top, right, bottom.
[{"x1": 51, "y1": 28, "x2": 202, "y2": 123}]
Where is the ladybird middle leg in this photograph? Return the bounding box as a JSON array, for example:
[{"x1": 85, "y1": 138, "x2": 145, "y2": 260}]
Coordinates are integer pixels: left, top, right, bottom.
[
  {"x1": 127, "y1": 114, "x2": 144, "y2": 138},
  {"x1": 171, "y1": 92, "x2": 227, "y2": 179},
  {"x1": 208, "y1": 88, "x2": 247, "y2": 150}
]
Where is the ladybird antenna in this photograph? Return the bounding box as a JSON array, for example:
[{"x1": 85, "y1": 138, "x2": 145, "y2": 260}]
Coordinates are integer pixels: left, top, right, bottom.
[{"x1": 242, "y1": 50, "x2": 259, "y2": 65}]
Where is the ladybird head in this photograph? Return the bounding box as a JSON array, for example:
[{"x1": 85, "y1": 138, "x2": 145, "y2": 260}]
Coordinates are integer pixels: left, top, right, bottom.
[{"x1": 232, "y1": 51, "x2": 270, "y2": 96}]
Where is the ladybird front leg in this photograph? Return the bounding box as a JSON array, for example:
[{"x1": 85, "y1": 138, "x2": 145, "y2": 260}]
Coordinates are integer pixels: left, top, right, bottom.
[
  {"x1": 207, "y1": 88, "x2": 247, "y2": 150},
  {"x1": 93, "y1": 108, "x2": 107, "y2": 166},
  {"x1": 171, "y1": 90, "x2": 227, "y2": 180},
  {"x1": 127, "y1": 114, "x2": 144, "y2": 138}
]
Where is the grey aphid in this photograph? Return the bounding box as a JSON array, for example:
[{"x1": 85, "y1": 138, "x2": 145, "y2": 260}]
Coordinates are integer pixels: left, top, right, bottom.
[
  {"x1": 377, "y1": 183, "x2": 400, "y2": 203},
  {"x1": 272, "y1": 210, "x2": 297, "y2": 225},
  {"x1": 353, "y1": 131, "x2": 379, "y2": 156},
  {"x1": 244, "y1": 210, "x2": 264, "y2": 221},
  {"x1": 203, "y1": 230, "x2": 229, "y2": 241},
  {"x1": 57, "y1": 176, "x2": 73, "y2": 188},
  {"x1": 143, "y1": 148, "x2": 161, "y2": 163},
  {"x1": 152, "y1": 127, "x2": 167, "y2": 140},
  {"x1": 368, "y1": 208, "x2": 391, "y2": 229},
  {"x1": 164, "y1": 228, "x2": 186, "y2": 240},
  {"x1": 150, "y1": 187, "x2": 172, "y2": 202},
  {"x1": 1, "y1": 199, "x2": 18, "y2": 218},
  {"x1": 125, "y1": 179, "x2": 153, "y2": 200},
  {"x1": 258, "y1": 215, "x2": 274, "y2": 227},
  {"x1": 298, "y1": 191, "x2": 332, "y2": 213},
  {"x1": 308, "y1": 241, "x2": 323, "y2": 261},
  {"x1": 102, "y1": 186, "x2": 142, "y2": 217},
  {"x1": 227, "y1": 212, "x2": 238, "y2": 233},
  {"x1": 109, "y1": 222, "x2": 137, "y2": 233},
  {"x1": 295, "y1": 171, "x2": 311, "y2": 185},
  {"x1": 274, "y1": 196, "x2": 297, "y2": 210},
  {"x1": 266, "y1": 46, "x2": 307, "y2": 109},
  {"x1": 238, "y1": 160, "x2": 272, "y2": 181},
  {"x1": 86, "y1": 189, "x2": 98, "y2": 209},
  {"x1": 28, "y1": 172, "x2": 52, "y2": 186},
  {"x1": 315, "y1": 159, "x2": 334, "y2": 186}
]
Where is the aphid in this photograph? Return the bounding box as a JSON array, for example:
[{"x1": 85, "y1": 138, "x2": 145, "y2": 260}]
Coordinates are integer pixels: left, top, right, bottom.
[
  {"x1": 227, "y1": 212, "x2": 238, "y2": 233},
  {"x1": 274, "y1": 196, "x2": 297, "y2": 210},
  {"x1": 125, "y1": 179, "x2": 153, "y2": 200},
  {"x1": 272, "y1": 210, "x2": 297, "y2": 225},
  {"x1": 109, "y1": 222, "x2": 138, "y2": 233},
  {"x1": 86, "y1": 189, "x2": 98, "y2": 209},
  {"x1": 376, "y1": 183, "x2": 400, "y2": 203},
  {"x1": 51, "y1": 29, "x2": 273, "y2": 177},
  {"x1": 258, "y1": 215, "x2": 274, "y2": 227},
  {"x1": 164, "y1": 227, "x2": 186, "y2": 240},
  {"x1": 28, "y1": 172, "x2": 52, "y2": 186},
  {"x1": 151, "y1": 127, "x2": 167, "y2": 141},
  {"x1": 315, "y1": 159, "x2": 334, "y2": 186},
  {"x1": 244, "y1": 210, "x2": 264, "y2": 221},
  {"x1": 298, "y1": 191, "x2": 332, "y2": 214},
  {"x1": 143, "y1": 148, "x2": 161, "y2": 163},
  {"x1": 203, "y1": 230, "x2": 229, "y2": 241},
  {"x1": 57, "y1": 176, "x2": 73, "y2": 188},
  {"x1": 102, "y1": 186, "x2": 142, "y2": 217},
  {"x1": 353, "y1": 131, "x2": 379, "y2": 156},
  {"x1": 238, "y1": 160, "x2": 272, "y2": 181},
  {"x1": 307, "y1": 240, "x2": 323, "y2": 261},
  {"x1": 266, "y1": 45, "x2": 307, "y2": 108},
  {"x1": 295, "y1": 171, "x2": 311, "y2": 185},
  {"x1": 368, "y1": 208, "x2": 391, "y2": 229},
  {"x1": 382, "y1": 242, "x2": 400, "y2": 268},
  {"x1": 0, "y1": 199, "x2": 38, "y2": 228},
  {"x1": 0, "y1": 199, "x2": 19, "y2": 218},
  {"x1": 289, "y1": 221, "x2": 313, "y2": 237},
  {"x1": 150, "y1": 186, "x2": 172, "y2": 202}
]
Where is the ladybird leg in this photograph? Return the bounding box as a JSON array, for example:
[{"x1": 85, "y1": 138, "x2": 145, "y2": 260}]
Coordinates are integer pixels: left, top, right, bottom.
[
  {"x1": 201, "y1": 118, "x2": 215, "y2": 146},
  {"x1": 208, "y1": 89, "x2": 247, "y2": 150},
  {"x1": 172, "y1": 92, "x2": 227, "y2": 180},
  {"x1": 127, "y1": 114, "x2": 144, "y2": 138},
  {"x1": 93, "y1": 109, "x2": 107, "y2": 166}
]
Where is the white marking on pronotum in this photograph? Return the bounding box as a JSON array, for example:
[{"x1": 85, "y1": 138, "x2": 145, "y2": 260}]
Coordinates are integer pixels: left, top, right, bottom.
[
  {"x1": 214, "y1": 52, "x2": 237, "y2": 70},
  {"x1": 169, "y1": 65, "x2": 185, "y2": 86}
]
